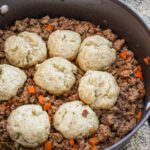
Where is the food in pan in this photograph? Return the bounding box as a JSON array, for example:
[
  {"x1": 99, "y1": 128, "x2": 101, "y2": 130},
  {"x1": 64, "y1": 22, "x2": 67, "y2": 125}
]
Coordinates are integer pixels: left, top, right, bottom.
[
  {"x1": 53, "y1": 101, "x2": 99, "y2": 139},
  {"x1": 33, "y1": 57, "x2": 77, "y2": 95},
  {"x1": 7, "y1": 105, "x2": 50, "y2": 147},
  {"x1": 77, "y1": 35, "x2": 116, "y2": 71},
  {"x1": 78, "y1": 71, "x2": 120, "y2": 109},
  {"x1": 48, "y1": 30, "x2": 81, "y2": 60},
  {"x1": 0, "y1": 16, "x2": 145, "y2": 149},
  {"x1": 0, "y1": 64, "x2": 27, "y2": 101},
  {"x1": 4, "y1": 31, "x2": 47, "y2": 68}
]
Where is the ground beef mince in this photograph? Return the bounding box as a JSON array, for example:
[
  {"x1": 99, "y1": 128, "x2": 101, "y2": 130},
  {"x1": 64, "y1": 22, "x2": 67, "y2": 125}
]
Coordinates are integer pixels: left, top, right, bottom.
[{"x1": 0, "y1": 16, "x2": 145, "y2": 150}]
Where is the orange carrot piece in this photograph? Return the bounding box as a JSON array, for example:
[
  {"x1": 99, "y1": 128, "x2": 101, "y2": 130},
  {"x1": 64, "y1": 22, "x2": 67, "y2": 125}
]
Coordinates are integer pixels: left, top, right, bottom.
[
  {"x1": 7, "y1": 99, "x2": 13, "y2": 105},
  {"x1": 43, "y1": 102, "x2": 51, "y2": 111},
  {"x1": 135, "y1": 70, "x2": 143, "y2": 80},
  {"x1": 143, "y1": 56, "x2": 150, "y2": 65},
  {"x1": 120, "y1": 51, "x2": 127, "y2": 60},
  {"x1": 137, "y1": 65, "x2": 142, "y2": 71},
  {"x1": 91, "y1": 146, "x2": 98, "y2": 150},
  {"x1": 69, "y1": 139, "x2": 75, "y2": 145},
  {"x1": 88, "y1": 137, "x2": 99, "y2": 146},
  {"x1": 46, "y1": 24, "x2": 54, "y2": 30},
  {"x1": 44, "y1": 141, "x2": 52, "y2": 150},
  {"x1": 70, "y1": 148, "x2": 78, "y2": 150},
  {"x1": 27, "y1": 85, "x2": 36, "y2": 94},
  {"x1": 136, "y1": 112, "x2": 142, "y2": 122},
  {"x1": 0, "y1": 104, "x2": 8, "y2": 110},
  {"x1": 139, "y1": 89, "x2": 145, "y2": 95},
  {"x1": 38, "y1": 95, "x2": 45, "y2": 105}
]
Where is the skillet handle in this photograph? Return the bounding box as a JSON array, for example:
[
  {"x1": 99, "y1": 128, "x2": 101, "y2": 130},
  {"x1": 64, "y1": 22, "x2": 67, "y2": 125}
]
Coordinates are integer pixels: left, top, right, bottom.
[{"x1": 0, "y1": 4, "x2": 9, "y2": 15}]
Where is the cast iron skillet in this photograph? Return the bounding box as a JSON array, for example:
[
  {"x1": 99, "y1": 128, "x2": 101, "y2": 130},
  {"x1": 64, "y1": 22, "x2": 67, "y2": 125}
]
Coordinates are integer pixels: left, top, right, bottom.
[{"x1": 0, "y1": 0, "x2": 150, "y2": 149}]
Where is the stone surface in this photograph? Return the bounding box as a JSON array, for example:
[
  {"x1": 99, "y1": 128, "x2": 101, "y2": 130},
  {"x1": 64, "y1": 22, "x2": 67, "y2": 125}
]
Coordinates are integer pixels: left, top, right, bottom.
[
  {"x1": 120, "y1": 0, "x2": 150, "y2": 150},
  {"x1": 123, "y1": 122, "x2": 150, "y2": 150},
  {"x1": 121, "y1": 0, "x2": 150, "y2": 27}
]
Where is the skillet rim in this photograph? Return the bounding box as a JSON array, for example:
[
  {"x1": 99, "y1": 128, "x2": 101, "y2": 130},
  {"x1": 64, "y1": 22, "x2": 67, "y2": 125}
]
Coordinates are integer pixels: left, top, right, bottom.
[{"x1": 106, "y1": 1, "x2": 150, "y2": 149}]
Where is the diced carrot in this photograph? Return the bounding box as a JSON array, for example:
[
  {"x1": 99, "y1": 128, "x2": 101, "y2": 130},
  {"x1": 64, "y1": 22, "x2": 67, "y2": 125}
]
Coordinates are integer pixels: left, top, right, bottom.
[
  {"x1": 91, "y1": 146, "x2": 98, "y2": 150},
  {"x1": 139, "y1": 89, "x2": 145, "y2": 95},
  {"x1": 0, "y1": 104, "x2": 8, "y2": 110},
  {"x1": 136, "y1": 111, "x2": 142, "y2": 122},
  {"x1": 46, "y1": 24, "x2": 54, "y2": 30},
  {"x1": 70, "y1": 148, "x2": 78, "y2": 150},
  {"x1": 88, "y1": 137, "x2": 99, "y2": 146},
  {"x1": 137, "y1": 65, "x2": 142, "y2": 71},
  {"x1": 120, "y1": 51, "x2": 127, "y2": 60},
  {"x1": 27, "y1": 85, "x2": 36, "y2": 94},
  {"x1": 7, "y1": 99, "x2": 13, "y2": 105},
  {"x1": 44, "y1": 141, "x2": 52, "y2": 150},
  {"x1": 135, "y1": 70, "x2": 143, "y2": 80},
  {"x1": 143, "y1": 56, "x2": 150, "y2": 65},
  {"x1": 43, "y1": 102, "x2": 51, "y2": 111},
  {"x1": 38, "y1": 95, "x2": 45, "y2": 105},
  {"x1": 69, "y1": 139, "x2": 75, "y2": 145}
]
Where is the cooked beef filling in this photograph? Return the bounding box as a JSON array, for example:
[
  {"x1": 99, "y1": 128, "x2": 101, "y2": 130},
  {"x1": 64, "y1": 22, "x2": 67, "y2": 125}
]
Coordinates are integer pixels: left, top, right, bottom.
[{"x1": 0, "y1": 16, "x2": 145, "y2": 150}]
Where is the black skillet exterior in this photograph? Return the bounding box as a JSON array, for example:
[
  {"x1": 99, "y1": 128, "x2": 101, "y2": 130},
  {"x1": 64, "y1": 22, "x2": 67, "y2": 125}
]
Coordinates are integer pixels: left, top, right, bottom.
[{"x1": 0, "y1": 0, "x2": 150, "y2": 149}]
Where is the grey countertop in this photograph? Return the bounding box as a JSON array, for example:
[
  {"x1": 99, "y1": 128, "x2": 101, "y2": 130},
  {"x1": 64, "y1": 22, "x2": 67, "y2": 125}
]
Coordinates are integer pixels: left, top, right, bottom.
[
  {"x1": 121, "y1": 0, "x2": 150, "y2": 27},
  {"x1": 120, "y1": 0, "x2": 150, "y2": 150}
]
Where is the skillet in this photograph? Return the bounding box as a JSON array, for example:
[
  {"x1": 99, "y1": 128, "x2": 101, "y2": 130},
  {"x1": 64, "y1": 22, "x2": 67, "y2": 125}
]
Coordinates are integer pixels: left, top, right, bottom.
[{"x1": 0, "y1": 0, "x2": 150, "y2": 149}]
